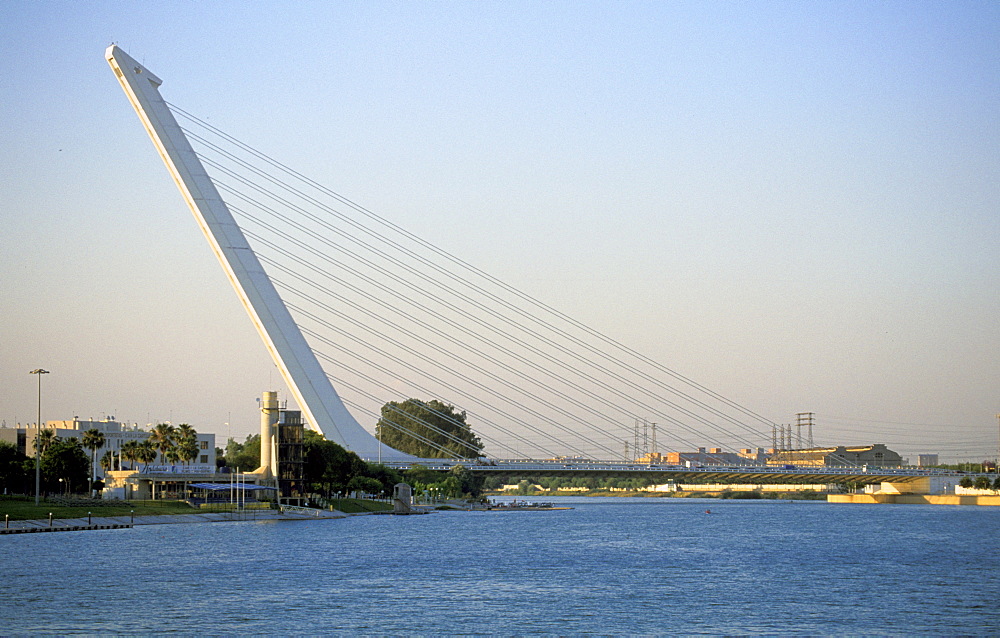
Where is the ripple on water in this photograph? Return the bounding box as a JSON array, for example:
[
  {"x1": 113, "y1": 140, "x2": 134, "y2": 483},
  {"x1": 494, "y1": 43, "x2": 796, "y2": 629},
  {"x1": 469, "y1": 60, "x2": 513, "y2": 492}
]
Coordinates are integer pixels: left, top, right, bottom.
[{"x1": 0, "y1": 499, "x2": 998, "y2": 635}]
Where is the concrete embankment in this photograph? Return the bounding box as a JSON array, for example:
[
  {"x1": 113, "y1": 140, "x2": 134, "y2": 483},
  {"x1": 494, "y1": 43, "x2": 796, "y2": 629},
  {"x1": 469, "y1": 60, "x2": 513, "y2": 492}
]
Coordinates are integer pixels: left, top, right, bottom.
[
  {"x1": 1, "y1": 509, "x2": 346, "y2": 533},
  {"x1": 829, "y1": 494, "x2": 1000, "y2": 506}
]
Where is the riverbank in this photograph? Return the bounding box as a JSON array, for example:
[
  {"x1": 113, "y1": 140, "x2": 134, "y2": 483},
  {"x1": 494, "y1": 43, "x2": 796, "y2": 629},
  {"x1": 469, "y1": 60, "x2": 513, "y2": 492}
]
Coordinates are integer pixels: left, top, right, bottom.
[
  {"x1": 829, "y1": 493, "x2": 1000, "y2": 506},
  {"x1": 0, "y1": 495, "x2": 392, "y2": 531},
  {"x1": 1, "y1": 507, "x2": 347, "y2": 533}
]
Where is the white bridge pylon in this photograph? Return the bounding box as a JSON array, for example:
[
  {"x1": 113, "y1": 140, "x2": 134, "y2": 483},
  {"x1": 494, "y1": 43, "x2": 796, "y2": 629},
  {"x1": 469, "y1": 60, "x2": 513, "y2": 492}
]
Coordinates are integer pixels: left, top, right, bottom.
[{"x1": 106, "y1": 45, "x2": 410, "y2": 461}]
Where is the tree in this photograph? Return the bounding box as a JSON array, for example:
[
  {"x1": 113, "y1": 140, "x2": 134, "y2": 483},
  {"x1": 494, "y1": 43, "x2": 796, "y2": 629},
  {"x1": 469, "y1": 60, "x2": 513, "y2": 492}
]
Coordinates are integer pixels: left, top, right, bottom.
[
  {"x1": 33, "y1": 428, "x2": 56, "y2": 456},
  {"x1": 303, "y1": 431, "x2": 399, "y2": 497},
  {"x1": 120, "y1": 440, "x2": 140, "y2": 470},
  {"x1": 40, "y1": 439, "x2": 90, "y2": 494},
  {"x1": 346, "y1": 476, "x2": 383, "y2": 496},
  {"x1": 364, "y1": 463, "x2": 404, "y2": 496},
  {"x1": 959, "y1": 477, "x2": 974, "y2": 489},
  {"x1": 99, "y1": 450, "x2": 114, "y2": 473},
  {"x1": 449, "y1": 464, "x2": 485, "y2": 498},
  {"x1": 482, "y1": 475, "x2": 504, "y2": 491},
  {"x1": 176, "y1": 423, "x2": 196, "y2": 442},
  {"x1": 164, "y1": 446, "x2": 183, "y2": 465},
  {"x1": 376, "y1": 399, "x2": 483, "y2": 459},
  {"x1": 175, "y1": 424, "x2": 199, "y2": 465},
  {"x1": 437, "y1": 475, "x2": 463, "y2": 498},
  {"x1": 405, "y1": 463, "x2": 442, "y2": 486},
  {"x1": 135, "y1": 440, "x2": 157, "y2": 470},
  {"x1": 0, "y1": 441, "x2": 30, "y2": 494},
  {"x1": 974, "y1": 476, "x2": 991, "y2": 490},
  {"x1": 178, "y1": 438, "x2": 199, "y2": 466},
  {"x1": 993, "y1": 476, "x2": 1000, "y2": 491},
  {"x1": 224, "y1": 434, "x2": 260, "y2": 471},
  {"x1": 82, "y1": 428, "x2": 105, "y2": 496},
  {"x1": 149, "y1": 423, "x2": 175, "y2": 464}
]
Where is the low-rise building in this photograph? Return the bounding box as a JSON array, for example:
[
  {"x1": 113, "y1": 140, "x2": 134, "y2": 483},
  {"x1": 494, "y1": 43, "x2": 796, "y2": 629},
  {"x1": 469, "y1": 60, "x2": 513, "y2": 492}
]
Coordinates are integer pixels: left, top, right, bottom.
[
  {"x1": 0, "y1": 417, "x2": 216, "y2": 482},
  {"x1": 768, "y1": 444, "x2": 902, "y2": 468},
  {"x1": 917, "y1": 454, "x2": 939, "y2": 467},
  {"x1": 664, "y1": 447, "x2": 765, "y2": 467}
]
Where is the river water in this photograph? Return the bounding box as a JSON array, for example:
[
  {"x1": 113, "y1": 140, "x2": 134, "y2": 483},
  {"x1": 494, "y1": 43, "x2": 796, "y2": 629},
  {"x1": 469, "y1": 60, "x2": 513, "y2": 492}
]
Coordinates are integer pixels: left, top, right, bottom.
[{"x1": 2, "y1": 496, "x2": 998, "y2": 635}]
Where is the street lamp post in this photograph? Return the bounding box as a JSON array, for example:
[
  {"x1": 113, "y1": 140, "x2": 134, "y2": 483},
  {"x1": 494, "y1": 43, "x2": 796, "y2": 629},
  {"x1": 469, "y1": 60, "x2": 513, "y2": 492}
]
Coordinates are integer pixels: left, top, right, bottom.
[{"x1": 29, "y1": 369, "x2": 50, "y2": 506}]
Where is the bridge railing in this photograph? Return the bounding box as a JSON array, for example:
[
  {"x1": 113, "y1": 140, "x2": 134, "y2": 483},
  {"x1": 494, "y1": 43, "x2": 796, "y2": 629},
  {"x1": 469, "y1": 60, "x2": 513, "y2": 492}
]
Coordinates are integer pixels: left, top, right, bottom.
[{"x1": 378, "y1": 457, "x2": 965, "y2": 478}]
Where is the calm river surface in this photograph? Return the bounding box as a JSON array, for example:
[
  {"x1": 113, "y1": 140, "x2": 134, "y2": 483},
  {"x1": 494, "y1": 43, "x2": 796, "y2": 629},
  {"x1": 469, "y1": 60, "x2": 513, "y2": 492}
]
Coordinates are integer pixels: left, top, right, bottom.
[{"x1": 2, "y1": 496, "x2": 998, "y2": 635}]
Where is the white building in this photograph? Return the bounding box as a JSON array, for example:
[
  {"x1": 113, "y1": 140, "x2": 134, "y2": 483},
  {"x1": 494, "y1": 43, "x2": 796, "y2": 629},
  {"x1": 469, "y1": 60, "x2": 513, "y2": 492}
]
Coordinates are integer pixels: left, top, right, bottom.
[
  {"x1": 917, "y1": 454, "x2": 939, "y2": 467},
  {"x1": 0, "y1": 418, "x2": 216, "y2": 479}
]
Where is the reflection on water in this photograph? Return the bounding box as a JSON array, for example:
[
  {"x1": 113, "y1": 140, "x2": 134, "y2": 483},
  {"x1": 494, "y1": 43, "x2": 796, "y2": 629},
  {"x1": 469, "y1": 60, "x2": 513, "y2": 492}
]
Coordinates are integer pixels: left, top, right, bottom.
[{"x1": 1, "y1": 497, "x2": 998, "y2": 635}]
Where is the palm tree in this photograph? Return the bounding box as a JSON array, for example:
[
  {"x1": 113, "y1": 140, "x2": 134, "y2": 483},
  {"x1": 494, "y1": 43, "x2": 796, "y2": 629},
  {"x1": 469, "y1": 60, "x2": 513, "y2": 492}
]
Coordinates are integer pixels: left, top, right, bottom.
[
  {"x1": 120, "y1": 440, "x2": 140, "y2": 470},
  {"x1": 82, "y1": 428, "x2": 106, "y2": 496},
  {"x1": 135, "y1": 440, "x2": 157, "y2": 471},
  {"x1": 100, "y1": 450, "x2": 114, "y2": 473},
  {"x1": 175, "y1": 423, "x2": 199, "y2": 465},
  {"x1": 34, "y1": 428, "x2": 56, "y2": 456},
  {"x1": 164, "y1": 446, "x2": 183, "y2": 465},
  {"x1": 149, "y1": 423, "x2": 175, "y2": 465},
  {"x1": 176, "y1": 423, "x2": 196, "y2": 443}
]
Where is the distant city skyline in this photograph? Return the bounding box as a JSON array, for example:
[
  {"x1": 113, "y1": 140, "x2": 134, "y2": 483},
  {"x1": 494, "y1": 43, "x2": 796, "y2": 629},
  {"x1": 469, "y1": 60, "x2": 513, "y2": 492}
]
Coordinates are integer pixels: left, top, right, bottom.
[{"x1": 2, "y1": 2, "x2": 998, "y2": 463}]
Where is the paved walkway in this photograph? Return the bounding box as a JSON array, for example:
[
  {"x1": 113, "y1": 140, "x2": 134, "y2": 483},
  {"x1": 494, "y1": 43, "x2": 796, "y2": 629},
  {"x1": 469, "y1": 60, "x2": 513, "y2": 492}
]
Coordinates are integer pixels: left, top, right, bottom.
[{"x1": 2, "y1": 508, "x2": 346, "y2": 533}]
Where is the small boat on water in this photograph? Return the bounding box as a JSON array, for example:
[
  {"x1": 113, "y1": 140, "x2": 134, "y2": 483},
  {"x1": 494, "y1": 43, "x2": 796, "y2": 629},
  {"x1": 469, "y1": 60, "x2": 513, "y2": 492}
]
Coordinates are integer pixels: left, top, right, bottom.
[{"x1": 486, "y1": 500, "x2": 572, "y2": 511}]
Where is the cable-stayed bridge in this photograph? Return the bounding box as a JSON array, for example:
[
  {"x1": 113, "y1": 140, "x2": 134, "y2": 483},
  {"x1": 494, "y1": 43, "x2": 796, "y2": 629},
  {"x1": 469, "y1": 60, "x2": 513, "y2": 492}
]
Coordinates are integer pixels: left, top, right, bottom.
[{"x1": 106, "y1": 46, "x2": 952, "y2": 485}]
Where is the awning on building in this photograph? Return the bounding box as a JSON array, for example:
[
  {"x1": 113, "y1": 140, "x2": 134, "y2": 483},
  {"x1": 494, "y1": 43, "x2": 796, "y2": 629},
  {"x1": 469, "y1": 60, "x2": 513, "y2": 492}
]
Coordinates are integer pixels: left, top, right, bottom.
[{"x1": 188, "y1": 483, "x2": 277, "y2": 491}]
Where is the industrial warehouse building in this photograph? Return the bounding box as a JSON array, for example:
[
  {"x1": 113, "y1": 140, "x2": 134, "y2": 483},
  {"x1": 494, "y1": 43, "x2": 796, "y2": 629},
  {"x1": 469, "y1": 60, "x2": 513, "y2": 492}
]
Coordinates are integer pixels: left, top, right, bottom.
[{"x1": 767, "y1": 444, "x2": 903, "y2": 467}]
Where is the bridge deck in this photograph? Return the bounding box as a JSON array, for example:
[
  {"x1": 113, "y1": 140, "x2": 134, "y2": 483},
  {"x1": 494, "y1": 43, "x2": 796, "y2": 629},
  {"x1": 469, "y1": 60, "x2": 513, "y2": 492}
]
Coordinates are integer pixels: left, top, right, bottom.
[{"x1": 379, "y1": 459, "x2": 962, "y2": 484}]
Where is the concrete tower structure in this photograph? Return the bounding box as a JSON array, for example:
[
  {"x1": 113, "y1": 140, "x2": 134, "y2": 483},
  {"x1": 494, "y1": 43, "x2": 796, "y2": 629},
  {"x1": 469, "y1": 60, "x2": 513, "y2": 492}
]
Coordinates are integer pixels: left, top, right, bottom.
[
  {"x1": 259, "y1": 391, "x2": 279, "y2": 477},
  {"x1": 107, "y1": 45, "x2": 409, "y2": 461}
]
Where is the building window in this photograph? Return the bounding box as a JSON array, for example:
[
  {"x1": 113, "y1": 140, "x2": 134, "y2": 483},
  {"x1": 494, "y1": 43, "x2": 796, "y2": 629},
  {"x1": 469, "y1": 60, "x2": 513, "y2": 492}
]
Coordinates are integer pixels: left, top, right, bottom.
[
  {"x1": 200, "y1": 441, "x2": 208, "y2": 450},
  {"x1": 200, "y1": 455, "x2": 208, "y2": 464}
]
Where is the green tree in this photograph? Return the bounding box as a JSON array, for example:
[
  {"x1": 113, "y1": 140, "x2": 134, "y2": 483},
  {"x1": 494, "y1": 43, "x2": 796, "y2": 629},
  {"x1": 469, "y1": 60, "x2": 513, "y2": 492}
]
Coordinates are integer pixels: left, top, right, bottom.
[
  {"x1": 436, "y1": 475, "x2": 463, "y2": 498},
  {"x1": 959, "y1": 476, "x2": 974, "y2": 489},
  {"x1": 177, "y1": 438, "x2": 199, "y2": 466},
  {"x1": 175, "y1": 424, "x2": 199, "y2": 465},
  {"x1": 149, "y1": 423, "x2": 176, "y2": 464},
  {"x1": 376, "y1": 399, "x2": 483, "y2": 459},
  {"x1": 346, "y1": 475, "x2": 383, "y2": 496},
  {"x1": 224, "y1": 434, "x2": 260, "y2": 471},
  {"x1": 993, "y1": 476, "x2": 1000, "y2": 491},
  {"x1": 482, "y1": 475, "x2": 504, "y2": 491},
  {"x1": 81, "y1": 428, "x2": 105, "y2": 495},
  {"x1": 404, "y1": 463, "x2": 442, "y2": 486},
  {"x1": 164, "y1": 446, "x2": 183, "y2": 465},
  {"x1": 99, "y1": 450, "x2": 114, "y2": 473},
  {"x1": 120, "y1": 440, "x2": 140, "y2": 470},
  {"x1": 302, "y1": 430, "x2": 403, "y2": 498},
  {"x1": 364, "y1": 463, "x2": 405, "y2": 496},
  {"x1": 974, "y1": 476, "x2": 991, "y2": 490},
  {"x1": 515, "y1": 479, "x2": 535, "y2": 496},
  {"x1": 135, "y1": 440, "x2": 157, "y2": 470},
  {"x1": 33, "y1": 428, "x2": 56, "y2": 456},
  {"x1": 449, "y1": 464, "x2": 485, "y2": 498},
  {"x1": 0, "y1": 441, "x2": 30, "y2": 494},
  {"x1": 40, "y1": 438, "x2": 90, "y2": 494}
]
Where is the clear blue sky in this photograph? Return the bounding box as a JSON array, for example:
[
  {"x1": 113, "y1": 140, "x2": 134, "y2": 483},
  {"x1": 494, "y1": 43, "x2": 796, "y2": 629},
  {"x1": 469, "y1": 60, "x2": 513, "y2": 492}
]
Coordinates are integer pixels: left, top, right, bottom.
[{"x1": 2, "y1": 1, "x2": 997, "y2": 461}]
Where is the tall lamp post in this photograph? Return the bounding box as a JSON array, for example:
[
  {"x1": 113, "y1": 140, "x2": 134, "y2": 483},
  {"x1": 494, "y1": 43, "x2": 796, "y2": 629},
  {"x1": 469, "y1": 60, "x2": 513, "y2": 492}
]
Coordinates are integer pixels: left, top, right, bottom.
[{"x1": 29, "y1": 369, "x2": 50, "y2": 506}]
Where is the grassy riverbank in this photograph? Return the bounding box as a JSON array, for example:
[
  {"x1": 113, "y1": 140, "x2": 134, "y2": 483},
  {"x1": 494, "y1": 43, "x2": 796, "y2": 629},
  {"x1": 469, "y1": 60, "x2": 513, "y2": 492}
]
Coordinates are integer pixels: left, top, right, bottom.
[
  {"x1": 0, "y1": 495, "x2": 392, "y2": 520},
  {"x1": 0, "y1": 496, "x2": 203, "y2": 521}
]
